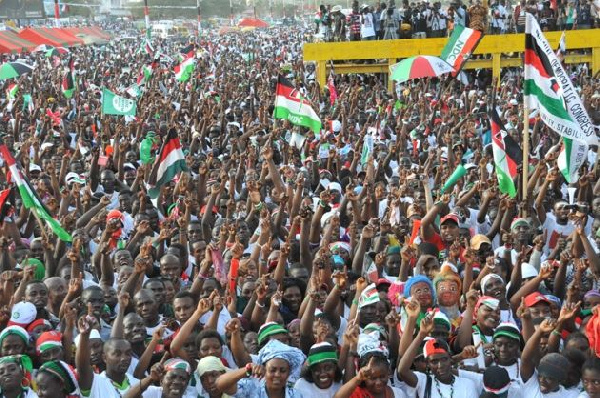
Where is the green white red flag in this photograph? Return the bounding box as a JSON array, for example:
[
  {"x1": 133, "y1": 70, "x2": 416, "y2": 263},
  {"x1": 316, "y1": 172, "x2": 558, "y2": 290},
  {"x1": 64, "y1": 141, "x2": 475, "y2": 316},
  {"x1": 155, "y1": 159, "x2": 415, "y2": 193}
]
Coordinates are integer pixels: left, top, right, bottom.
[
  {"x1": 148, "y1": 128, "x2": 188, "y2": 199},
  {"x1": 524, "y1": 13, "x2": 597, "y2": 145},
  {"x1": 174, "y1": 56, "x2": 194, "y2": 82},
  {"x1": 440, "y1": 25, "x2": 483, "y2": 74},
  {"x1": 274, "y1": 76, "x2": 321, "y2": 134},
  {"x1": 0, "y1": 144, "x2": 72, "y2": 242},
  {"x1": 489, "y1": 107, "x2": 522, "y2": 197}
]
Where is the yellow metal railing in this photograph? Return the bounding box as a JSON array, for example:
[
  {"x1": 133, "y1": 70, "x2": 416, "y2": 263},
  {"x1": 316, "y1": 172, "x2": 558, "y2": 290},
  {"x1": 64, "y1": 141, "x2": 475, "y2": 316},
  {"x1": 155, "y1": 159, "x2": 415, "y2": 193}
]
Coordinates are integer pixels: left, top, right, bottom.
[{"x1": 303, "y1": 30, "x2": 600, "y2": 90}]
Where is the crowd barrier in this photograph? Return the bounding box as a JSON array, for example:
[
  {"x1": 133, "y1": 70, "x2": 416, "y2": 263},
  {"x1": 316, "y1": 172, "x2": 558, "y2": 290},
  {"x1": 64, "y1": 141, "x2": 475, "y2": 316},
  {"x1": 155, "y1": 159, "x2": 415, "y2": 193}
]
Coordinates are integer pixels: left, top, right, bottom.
[{"x1": 303, "y1": 29, "x2": 600, "y2": 91}]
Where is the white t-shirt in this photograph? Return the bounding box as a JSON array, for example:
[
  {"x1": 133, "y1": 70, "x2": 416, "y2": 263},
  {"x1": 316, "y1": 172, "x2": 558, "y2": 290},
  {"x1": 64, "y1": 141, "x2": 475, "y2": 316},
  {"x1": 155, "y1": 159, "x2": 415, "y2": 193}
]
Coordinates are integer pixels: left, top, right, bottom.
[
  {"x1": 459, "y1": 369, "x2": 523, "y2": 398},
  {"x1": 96, "y1": 372, "x2": 139, "y2": 396},
  {"x1": 543, "y1": 214, "x2": 575, "y2": 255},
  {"x1": 293, "y1": 378, "x2": 341, "y2": 398},
  {"x1": 522, "y1": 371, "x2": 580, "y2": 398},
  {"x1": 361, "y1": 13, "x2": 376, "y2": 38},
  {"x1": 142, "y1": 385, "x2": 196, "y2": 398},
  {"x1": 407, "y1": 372, "x2": 479, "y2": 398}
]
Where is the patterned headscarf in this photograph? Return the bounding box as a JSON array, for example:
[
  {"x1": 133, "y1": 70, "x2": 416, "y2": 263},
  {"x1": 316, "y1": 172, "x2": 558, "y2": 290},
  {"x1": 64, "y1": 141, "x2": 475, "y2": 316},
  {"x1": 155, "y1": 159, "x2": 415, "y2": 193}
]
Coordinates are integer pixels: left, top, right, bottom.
[
  {"x1": 258, "y1": 339, "x2": 306, "y2": 384},
  {"x1": 39, "y1": 360, "x2": 79, "y2": 395}
]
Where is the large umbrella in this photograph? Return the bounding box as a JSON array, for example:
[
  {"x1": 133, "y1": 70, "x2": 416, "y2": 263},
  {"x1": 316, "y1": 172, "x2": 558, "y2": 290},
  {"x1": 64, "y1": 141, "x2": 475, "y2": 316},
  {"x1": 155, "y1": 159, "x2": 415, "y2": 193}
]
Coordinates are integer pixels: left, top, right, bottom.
[
  {"x1": 390, "y1": 55, "x2": 455, "y2": 83},
  {"x1": 0, "y1": 62, "x2": 34, "y2": 79},
  {"x1": 238, "y1": 18, "x2": 269, "y2": 28},
  {"x1": 45, "y1": 47, "x2": 70, "y2": 58}
]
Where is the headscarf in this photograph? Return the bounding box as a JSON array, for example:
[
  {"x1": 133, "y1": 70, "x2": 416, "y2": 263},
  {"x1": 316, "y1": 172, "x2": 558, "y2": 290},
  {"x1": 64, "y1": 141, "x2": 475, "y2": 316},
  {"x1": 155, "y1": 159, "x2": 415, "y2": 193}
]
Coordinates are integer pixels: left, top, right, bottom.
[
  {"x1": 480, "y1": 274, "x2": 504, "y2": 294},
  {"x1": 39, "y1": 360, "x2": 79, "y2": 395},
  {"x1": 257, "y1": 322, "x2": 288, "y2": 347},
  {"x1": 197, "y1": 356, "x2": 228, "y2": 377},
  {"x1": 307, "y1": 342, "x2": 338, "y2": 367},
  {"x1": 0, "y1": 355, "x2": 33, "y2": 382},
  {"x1": 258, "y1": 339, "x2": 306, "y2": 383},
  {"x1": 36, "y1": 331, "x2": 63, "y2": 355},
  {"x1": 164, "y1": 358, "x2": 192, "y2": 376},
  {"x1": 0, "y1": 326, "x2": 29, "y2": 348}
]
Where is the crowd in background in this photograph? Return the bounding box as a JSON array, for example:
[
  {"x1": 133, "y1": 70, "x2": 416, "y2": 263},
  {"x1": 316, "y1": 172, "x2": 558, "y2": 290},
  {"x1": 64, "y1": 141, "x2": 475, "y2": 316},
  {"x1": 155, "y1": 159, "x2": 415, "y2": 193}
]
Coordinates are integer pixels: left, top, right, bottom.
[
  {"x1": 0, "y1": 13, "x2": 598, "y2": 398},
  {"x1": 314, "y1": 0, "x2": 600, "y2": 40}
]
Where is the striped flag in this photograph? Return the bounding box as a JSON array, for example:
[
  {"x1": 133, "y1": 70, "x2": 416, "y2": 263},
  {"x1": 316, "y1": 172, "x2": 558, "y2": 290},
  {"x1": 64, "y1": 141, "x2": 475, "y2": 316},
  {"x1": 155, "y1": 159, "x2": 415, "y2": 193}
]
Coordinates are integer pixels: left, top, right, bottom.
[
  {"x1": 6, "y1": 83, "x2": 18, "y2": 99},
  {"x1": 360, "y1": 134, "x2": 373, "y2": 165},
  {"x1": 358, "y1": 283, "x2": 380, "y2": 309},
  {"x1": 174, "y1": 56, "x2": 195, "y2": 82},
  {"x1": 137, "y1": 64, "x2": 152, "y2": 85},
  {"x1": 557, "y1": 137, "x2": 588, "y2": 183},
  {"x1": 0, "y1": 145, "x2": 71, "y2": 242},
  {"x1": 148, "y1": 128, "x2": 188, "y2": 199},
  {"x1": 274, "y1": 76, "x2": 321, "y2": 134},
  {"x1": 524, "y1": 13, "x2": 597, "y2": 145},
  {"x1": 440, "y1": 25, "x2": 483, "y2": 74},
  {"x1": 180, "y1": 44, "x2": 195, "y2": 59},
  {"x1": 61, "y1": 70, "x2": 75, "y2": 99},
  {"x1": 490, "y1": 106, "x2": 522, "y2": 197}
]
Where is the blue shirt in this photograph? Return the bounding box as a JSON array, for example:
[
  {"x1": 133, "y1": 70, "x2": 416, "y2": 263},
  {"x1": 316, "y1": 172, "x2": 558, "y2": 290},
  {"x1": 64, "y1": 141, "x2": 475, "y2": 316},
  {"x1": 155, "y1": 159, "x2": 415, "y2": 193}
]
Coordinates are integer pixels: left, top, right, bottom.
[{"x1": 235, "y1": 378, "x2": 304, "y2": 398}]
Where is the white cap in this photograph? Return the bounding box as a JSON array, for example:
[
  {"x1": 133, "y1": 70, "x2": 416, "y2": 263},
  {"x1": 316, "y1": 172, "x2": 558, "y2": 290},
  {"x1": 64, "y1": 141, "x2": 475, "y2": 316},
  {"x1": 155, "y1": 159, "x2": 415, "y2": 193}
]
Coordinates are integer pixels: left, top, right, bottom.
[{"x1": 74, "y1": 329, "x2": 101, "y2": 348}]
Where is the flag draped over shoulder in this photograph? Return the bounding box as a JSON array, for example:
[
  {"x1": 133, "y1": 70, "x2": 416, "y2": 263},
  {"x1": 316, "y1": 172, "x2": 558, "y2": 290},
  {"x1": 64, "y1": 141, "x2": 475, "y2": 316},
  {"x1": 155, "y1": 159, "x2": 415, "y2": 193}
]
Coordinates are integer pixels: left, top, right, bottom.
[
  {"x1": 489, "y1": 107, "x2": 522, "y2": 197},
  {"x1": 274, "y1": 76, "x2": 321, "y2": 134},
  {"x1": 524, "y1": 13, "x2": 597, "y2": 145},
  {"x1": 440, "y1": 25, "x2": 483, "y2": 74},
  {"x1": 148, "y1": 128, "x2": 188, "y2": 199},
  {"x1": 0, "y1": 144, "x2": 72, "y2": 242}
]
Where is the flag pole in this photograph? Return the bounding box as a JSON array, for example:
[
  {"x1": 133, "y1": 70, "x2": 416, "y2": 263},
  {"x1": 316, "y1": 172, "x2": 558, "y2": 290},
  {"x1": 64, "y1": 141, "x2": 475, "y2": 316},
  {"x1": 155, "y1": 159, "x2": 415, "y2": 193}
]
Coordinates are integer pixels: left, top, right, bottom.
[
  {"x1": 144, "y1": 0, "x2": 151, "y2": 40},
  {"x1": 522, "y1": 105, "x2": 529, "y2": 216}
]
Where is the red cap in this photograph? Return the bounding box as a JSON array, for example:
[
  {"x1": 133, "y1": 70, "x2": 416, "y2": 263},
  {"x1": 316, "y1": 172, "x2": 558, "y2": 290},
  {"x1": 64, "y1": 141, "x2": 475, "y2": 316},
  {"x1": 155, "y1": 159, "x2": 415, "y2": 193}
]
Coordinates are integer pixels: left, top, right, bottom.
[
  {"x1": 524, "y1": 291, "x2": 551, "y2": 308},
  {"x1": 376, "y1": 278, "x2": 391, "y2": 287},
  {"x1": 440, "y1": 214, "x2": 459, "y2": 226},
  {"x1": 106, "y1": 210, "x2": 123, "y2": 221}
]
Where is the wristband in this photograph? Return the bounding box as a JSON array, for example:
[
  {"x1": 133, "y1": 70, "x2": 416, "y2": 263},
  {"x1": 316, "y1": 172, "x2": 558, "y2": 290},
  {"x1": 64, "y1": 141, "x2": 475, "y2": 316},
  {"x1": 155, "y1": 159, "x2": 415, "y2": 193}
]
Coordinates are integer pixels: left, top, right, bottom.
[
  {"x1": 551, "y1": 329, "x2": 562, "y2": 337},
  {"x1": 256, "y1": 301, "x2": 265, "y2": 308},
  {"x1": 254, "y1": 202, "x2": 263, "y2": 211},
  {"x1": 352, "y1": 298, "x2": 358, "y2": 306},
  {"x1": 319, "y1": 199, "x2": 327, "y2": 208}
]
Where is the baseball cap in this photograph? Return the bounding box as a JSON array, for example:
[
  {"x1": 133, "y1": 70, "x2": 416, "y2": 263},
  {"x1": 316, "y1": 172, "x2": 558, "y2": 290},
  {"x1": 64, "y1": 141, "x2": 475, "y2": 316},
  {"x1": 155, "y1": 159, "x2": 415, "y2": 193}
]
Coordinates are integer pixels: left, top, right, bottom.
[
  {"x1": 524, "y1": 291, "x2": 551, "y2": 308},
  {"x1": 440, "y1": 214, "x2": 459, "y2": 226},
  {"x1": 471, "y1": 234, "x2": 492, "y2": 250},
  {"x1": 8, "y1": 301, "x2": 37, "y2": 327}
]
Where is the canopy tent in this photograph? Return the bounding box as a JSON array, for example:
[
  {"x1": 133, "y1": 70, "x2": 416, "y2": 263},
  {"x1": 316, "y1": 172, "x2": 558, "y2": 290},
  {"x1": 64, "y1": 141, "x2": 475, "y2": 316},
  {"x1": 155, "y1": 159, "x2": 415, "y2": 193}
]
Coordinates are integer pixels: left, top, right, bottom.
[
  {"x1": 63, "y1": 27, "x2": 108, "y2": 44},
  {"x1": 0, "y1": 31, "x2": 36, "y2": 53},
  {"x1": 39, "y1": 28, "x2": 84, "y2": 47},
  {"x1": 19, "y1": 27, "x2": 69, "y2": 47}
]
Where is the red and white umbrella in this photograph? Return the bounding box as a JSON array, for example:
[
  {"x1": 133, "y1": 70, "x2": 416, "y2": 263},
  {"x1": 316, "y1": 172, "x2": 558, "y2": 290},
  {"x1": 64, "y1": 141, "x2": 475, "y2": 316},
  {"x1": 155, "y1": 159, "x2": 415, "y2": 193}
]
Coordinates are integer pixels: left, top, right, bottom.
[{"x1": 390, "y1": 55, "x2": 455, "y2": 83}]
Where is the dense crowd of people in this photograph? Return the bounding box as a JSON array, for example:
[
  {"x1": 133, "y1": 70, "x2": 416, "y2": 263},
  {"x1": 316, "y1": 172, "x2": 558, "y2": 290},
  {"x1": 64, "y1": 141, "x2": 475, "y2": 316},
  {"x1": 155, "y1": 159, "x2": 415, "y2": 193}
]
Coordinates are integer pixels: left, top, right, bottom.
[
  {"x1": 0, "y1": 12, "x2": 598, "y2": 398},
  {"x1": 314, "y1": 0, "x2": 600, "y2": 40}
]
